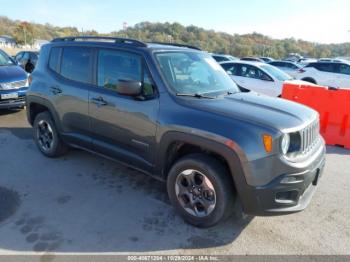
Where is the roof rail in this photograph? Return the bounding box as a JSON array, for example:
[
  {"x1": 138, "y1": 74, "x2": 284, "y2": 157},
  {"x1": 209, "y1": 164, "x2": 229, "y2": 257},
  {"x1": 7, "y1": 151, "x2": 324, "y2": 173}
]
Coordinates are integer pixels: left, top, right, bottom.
[
  {"x1": 149, "y1": 42, "x2": 201, "y2": 50},
  {"x1": 51, "y1": 36, "x2": 147, "y2": 47}
]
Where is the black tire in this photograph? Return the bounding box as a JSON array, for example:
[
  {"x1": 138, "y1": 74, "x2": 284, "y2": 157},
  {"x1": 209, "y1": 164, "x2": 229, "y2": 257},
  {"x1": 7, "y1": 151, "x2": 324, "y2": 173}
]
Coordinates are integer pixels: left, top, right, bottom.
[
  {"x1": 33, "y1": 111, "x2": 68, "y2": 157},
  {"x1": 167, "y1": 154, "x2": 235, "y2": 228},
  {"x1": 302, "y1": 78, "x2": 316, "y2": 84}
]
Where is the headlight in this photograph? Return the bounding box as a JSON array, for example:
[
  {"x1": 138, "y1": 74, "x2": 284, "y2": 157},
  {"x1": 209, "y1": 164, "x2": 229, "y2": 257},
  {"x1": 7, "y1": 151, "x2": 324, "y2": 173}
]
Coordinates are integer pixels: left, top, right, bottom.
[
  {"x1": 0, "y1": 83, "x2": 12, "y2": 90},
  {"x1": 281, "y1": 133, "x2": 290, "y2": 155}
]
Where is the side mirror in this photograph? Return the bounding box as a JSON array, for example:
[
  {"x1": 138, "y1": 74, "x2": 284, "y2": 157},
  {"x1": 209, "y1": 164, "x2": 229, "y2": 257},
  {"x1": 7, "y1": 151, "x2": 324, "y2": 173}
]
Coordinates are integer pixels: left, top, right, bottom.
[{"x1": 116, "y1": 79, "x2": 142, "y2": 96}]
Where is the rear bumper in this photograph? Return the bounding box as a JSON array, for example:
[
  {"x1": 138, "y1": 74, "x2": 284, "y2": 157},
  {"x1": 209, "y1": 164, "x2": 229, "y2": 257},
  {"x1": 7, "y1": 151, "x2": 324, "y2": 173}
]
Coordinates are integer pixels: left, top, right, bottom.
[
  {"x1": 0, "y1": 88, "x2": 27, "y2": 109},
  {"x1": 239, "y1": 143, "x2": 326, "y2": 216}
]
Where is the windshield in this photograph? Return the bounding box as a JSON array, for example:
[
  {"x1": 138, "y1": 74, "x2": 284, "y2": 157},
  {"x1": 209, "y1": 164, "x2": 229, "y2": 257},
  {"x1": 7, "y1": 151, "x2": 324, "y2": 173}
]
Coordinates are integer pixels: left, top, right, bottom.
[
  {"x1": 260, "y1": 64, "x2": 293, "y2": 81},
  {"x1": 0, "y1": 51, "x2": 15, "y2": 66},
  {"x1": 155, "y1": 51, "x2": 239, "y2": 96}
]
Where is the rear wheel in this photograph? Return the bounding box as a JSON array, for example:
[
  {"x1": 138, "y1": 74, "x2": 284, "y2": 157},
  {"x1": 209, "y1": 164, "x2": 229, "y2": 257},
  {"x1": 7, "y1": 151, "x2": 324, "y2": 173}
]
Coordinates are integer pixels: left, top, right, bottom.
[
  {"x1": 167, "y1": 154, "x2": 235, "y2": 227},
  {"x1": 33, "y1": 111, "x2": 68, "y2": 157}
]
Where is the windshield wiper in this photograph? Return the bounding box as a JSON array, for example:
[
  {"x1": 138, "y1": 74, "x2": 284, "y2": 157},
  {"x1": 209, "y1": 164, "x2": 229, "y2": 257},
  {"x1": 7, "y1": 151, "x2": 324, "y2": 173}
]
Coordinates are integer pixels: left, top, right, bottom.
[{"x1": 176, "y1": 93, "x2": 215, "y2": 99}]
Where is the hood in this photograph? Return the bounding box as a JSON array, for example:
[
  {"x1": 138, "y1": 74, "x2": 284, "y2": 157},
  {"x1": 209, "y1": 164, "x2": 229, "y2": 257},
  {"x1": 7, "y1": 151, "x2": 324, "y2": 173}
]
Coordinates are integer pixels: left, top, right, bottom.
[
  {"x1": 185, "y1": 92, "x2": 318, "y2": 131},
  {"x1": 0, "y1": 65, "x2": 27, "y2": 84}
]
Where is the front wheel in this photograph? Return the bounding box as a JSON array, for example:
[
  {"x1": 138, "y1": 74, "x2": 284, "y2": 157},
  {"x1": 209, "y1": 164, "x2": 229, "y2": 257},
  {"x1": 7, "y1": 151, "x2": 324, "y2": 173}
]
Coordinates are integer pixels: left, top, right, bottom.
[{"x1": 167, "y1": 154, "x2": 235, "y2": 227}]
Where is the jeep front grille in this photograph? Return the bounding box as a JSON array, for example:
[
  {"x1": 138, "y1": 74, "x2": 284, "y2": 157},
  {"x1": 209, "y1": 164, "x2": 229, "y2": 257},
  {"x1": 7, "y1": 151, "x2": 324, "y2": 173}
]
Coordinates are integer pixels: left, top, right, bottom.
[{"x1": 300, "y1": 120, "x2": 320, "y2": 154}]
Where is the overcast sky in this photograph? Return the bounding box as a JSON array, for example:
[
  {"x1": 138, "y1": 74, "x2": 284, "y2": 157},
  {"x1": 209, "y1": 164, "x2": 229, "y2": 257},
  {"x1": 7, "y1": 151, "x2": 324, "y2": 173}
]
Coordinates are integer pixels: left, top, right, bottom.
[{"x1": 1, "y1": 0, "x2": 349, "y2": 44}]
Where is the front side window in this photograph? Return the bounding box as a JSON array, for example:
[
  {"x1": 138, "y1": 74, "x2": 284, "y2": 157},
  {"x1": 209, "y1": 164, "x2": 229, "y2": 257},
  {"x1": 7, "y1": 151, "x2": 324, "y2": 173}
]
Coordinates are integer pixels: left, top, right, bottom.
[
  {"x1": 98, "y1": 50, "x2": 141, "y2": 90},
  {"x1": 22, "y1": 52, "x2": 30, "y2": 60},
  {"x1": 15, "y1": 52, "x2": 23, "y2": 61},
  {"x1": 155, "y1": 51, "x2": 239, "y2": 96},
  {"x1": 260, "y1": 64, "x2": 293, "y2": 81},
  {"x1": 61, "y1": 47, "x2": 92, "y2": 84},
  {"x1": 222, "y1": 63, "x2": 238, "y2": 76},
  {"x1": 213, "y1": 56, "x2": 227, "y2": 62}
]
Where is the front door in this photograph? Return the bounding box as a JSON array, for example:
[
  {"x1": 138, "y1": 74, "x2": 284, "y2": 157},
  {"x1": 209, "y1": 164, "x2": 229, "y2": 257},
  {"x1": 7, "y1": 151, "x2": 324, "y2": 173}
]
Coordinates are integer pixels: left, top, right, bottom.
[{"x1": 89, "y1": 49, "x2": 159, "y2": 172}]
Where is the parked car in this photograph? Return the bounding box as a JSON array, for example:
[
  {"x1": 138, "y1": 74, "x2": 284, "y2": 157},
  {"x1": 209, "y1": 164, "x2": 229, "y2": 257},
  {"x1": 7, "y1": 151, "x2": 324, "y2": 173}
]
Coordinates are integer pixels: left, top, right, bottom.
[
  {"x1": 298, "y1": 58, "x2": 318, "y2": 67},
  {"x1": 220, "y1": 61, "x2": 309, "y2": 97},
  {"x1": 26, "y1": 36, "x2": 325, "y2": 227},
  {"x1": 211, "y1": 53, "x2": 238, "y2": 62},
  {"x1": 296, "y1": 61, "x2": 350, "y2": 88},
  {"x1": 259, "y1": 57, "x2": 274, "y2": 63},
  {"x1": 317, "y1": 58, "x2": 346, "y2": 63},
  {"x1": 0, "y1": 49, "x2": 29, "y2": 109},
  {"x1": 268, "y1": 60, "x2": 302, "y2": 78},
  {"x1": 284, "y1": 53, "x2": 303, "y2": 62},
  {"x1": 14, "y1": 51, "x2": 39, "y2": 73},
  {"x1": 240, "y1": 57, "x2": 264, "y2": 62}
]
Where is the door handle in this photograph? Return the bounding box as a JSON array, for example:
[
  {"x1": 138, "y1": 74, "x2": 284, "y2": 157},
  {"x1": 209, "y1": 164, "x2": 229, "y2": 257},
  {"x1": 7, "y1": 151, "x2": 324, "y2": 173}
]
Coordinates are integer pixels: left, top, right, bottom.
[
  {"x1": 91, "y1": 96, "x2": 108, "y2": 106},
  {"x1": 50, "y1": 86, "x2": 62, "y2": 95}
]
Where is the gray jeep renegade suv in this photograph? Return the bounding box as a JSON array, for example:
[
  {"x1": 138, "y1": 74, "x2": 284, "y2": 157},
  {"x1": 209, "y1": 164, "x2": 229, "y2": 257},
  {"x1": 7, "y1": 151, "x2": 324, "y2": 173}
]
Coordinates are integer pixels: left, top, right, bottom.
[{"x1": 26, "y1": 36, "x2": 326, "y2": 227}]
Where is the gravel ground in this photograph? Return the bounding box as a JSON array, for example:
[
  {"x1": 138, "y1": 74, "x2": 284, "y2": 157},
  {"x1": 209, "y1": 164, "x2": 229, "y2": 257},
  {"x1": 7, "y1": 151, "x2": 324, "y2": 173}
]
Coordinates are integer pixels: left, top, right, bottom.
[{"x1": 0, "y1": 109, "x2": 349, "y2": 255}]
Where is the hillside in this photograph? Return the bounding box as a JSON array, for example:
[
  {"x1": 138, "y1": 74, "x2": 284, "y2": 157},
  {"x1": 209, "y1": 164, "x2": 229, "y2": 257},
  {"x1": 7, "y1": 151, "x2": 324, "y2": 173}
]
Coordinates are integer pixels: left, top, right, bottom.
[{"x1": 1, "y1": 16, "x2": 350, "y2": 59}]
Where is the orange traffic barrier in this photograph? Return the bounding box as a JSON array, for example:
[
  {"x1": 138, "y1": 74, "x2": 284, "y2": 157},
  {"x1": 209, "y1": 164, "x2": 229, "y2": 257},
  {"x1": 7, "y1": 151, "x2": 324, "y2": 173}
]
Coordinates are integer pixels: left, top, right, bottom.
[{"x1": 282, "y1": 82, "x2": 350, "y2": 149}]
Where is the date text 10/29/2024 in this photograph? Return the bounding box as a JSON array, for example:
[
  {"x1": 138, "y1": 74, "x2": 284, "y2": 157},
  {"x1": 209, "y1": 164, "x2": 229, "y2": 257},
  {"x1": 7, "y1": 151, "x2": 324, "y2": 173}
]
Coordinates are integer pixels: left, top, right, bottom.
[{"x1": 127, "y1": 256, "x2": 220, "y2": 261}]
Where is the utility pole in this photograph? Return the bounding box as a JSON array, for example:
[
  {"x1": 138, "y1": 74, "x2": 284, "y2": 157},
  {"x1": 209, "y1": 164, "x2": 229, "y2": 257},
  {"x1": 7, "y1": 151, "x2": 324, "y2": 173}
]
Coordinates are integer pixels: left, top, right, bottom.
[{"x1": 23, "y1": 27, "x2": 27, "y2": 46}]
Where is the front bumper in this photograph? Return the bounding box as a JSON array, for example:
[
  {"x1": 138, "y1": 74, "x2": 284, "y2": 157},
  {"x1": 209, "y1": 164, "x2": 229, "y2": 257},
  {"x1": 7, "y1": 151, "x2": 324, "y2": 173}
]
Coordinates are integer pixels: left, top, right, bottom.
[
  {"x1": 0, "y1": 88, "x2": 27, "y2": 109},
  {"x1": 239, "y1": 143, "x2": 326, "y2": 216}
]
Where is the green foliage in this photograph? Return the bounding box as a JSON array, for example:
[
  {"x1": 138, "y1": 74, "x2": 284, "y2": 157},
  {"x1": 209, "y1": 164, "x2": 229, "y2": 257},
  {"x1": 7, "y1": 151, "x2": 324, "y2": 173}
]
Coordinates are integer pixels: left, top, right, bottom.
[{"x1": 1, "y1": 16, "x2": 349, "y2": 58}]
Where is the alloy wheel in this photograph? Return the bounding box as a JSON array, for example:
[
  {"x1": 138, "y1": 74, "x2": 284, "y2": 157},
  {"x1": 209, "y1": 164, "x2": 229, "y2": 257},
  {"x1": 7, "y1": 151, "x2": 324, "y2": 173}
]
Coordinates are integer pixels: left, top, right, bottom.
[
  {"x1": 175, "y1": 169, "x2": 216, "y2": 217},
  {"x1": 37, "y1": 120, "x2": 54, "y2": 151}
]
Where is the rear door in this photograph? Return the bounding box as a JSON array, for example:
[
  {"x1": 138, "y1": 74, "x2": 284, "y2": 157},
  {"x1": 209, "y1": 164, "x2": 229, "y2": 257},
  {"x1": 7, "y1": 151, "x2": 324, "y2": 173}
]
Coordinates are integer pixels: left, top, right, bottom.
[
  {"x1": 89, "y1": 49, "x2": 159, "y2": 172},
  {"x1": 333, "y1": 63, "x2": 350, "y2": 88},
  {"x1": 314, "y1": 63, "x2": 337, "y2": 87},
  {"x1": 48, "y1": 46, "x2": 92, "y2": 148}
]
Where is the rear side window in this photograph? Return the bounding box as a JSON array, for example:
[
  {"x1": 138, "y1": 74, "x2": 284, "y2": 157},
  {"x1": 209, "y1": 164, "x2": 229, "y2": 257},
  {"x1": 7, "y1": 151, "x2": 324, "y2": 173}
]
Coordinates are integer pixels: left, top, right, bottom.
[
  {"x1": 314, "y1": 63, "x2": 335, "y2": 73},
  {"x1": 48, "y1": 47, "x2": 61, "y2": 73},
  {"x1": 61, "y1": 47, "x2": 92, "y2": 84}
]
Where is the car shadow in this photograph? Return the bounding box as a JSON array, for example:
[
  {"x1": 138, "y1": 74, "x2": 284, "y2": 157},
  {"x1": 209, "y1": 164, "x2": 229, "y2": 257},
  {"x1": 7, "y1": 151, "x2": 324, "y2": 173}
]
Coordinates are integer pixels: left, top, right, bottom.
[
  {"x1": 0, "y1": 109, "x2": 24, "y2": 116},
  {"x1": 0, "y1": 127, "x2": 253, "y2": 253}
]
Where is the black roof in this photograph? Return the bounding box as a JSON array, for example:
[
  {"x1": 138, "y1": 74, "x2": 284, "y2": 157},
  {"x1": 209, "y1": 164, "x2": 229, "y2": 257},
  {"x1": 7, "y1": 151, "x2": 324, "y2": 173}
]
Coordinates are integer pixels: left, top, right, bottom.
[{"x1": 51, "y1": 36, "x2": 201, "y2": 51}]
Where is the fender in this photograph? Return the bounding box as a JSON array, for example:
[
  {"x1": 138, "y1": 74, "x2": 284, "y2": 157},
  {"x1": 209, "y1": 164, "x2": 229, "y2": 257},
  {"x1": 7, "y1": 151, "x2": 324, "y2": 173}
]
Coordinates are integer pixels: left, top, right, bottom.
[
  {"x1": 26, "y1": 95, "x2": 62, "y2": 131},
  {"x1": 155, "y1": 130, "x2": 253, "y2": 204}
]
